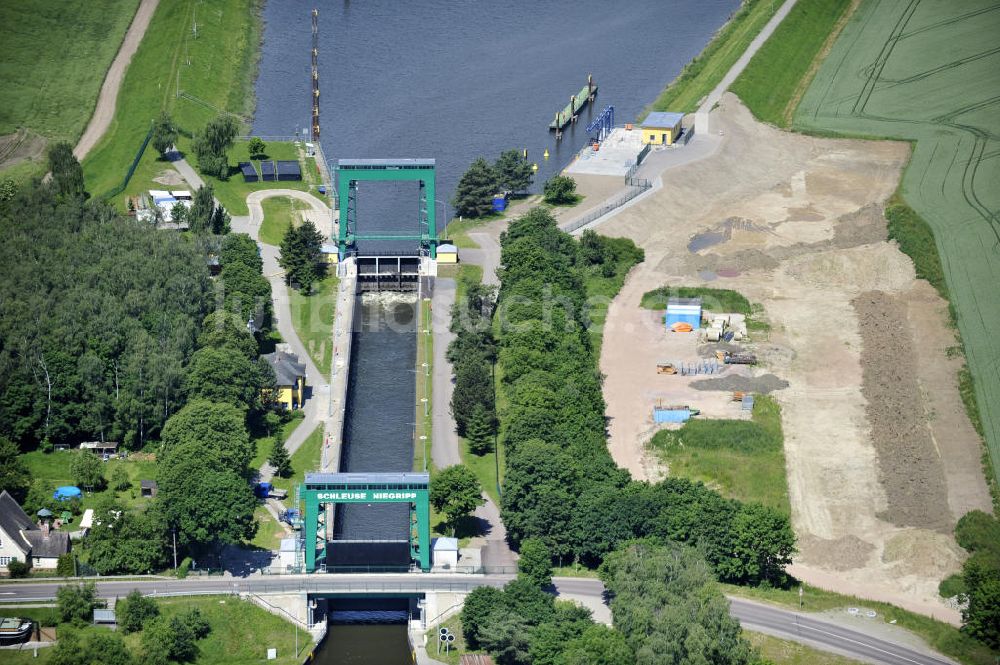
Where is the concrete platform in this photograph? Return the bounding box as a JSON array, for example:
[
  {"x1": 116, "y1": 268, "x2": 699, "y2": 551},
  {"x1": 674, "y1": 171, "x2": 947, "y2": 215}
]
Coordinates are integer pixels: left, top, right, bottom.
[{"x1": 564, "y1": 127, "x2": 645, "y2": 176}]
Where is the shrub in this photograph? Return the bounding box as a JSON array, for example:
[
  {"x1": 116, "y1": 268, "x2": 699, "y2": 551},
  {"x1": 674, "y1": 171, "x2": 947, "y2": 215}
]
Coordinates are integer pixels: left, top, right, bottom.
[
  {"x1": 7, "y1": 560, "x2": 29, "y2": 578},
  {"x1": 177, "y1": 556, "x2": 192, "y2": 579},
  {"x1": 56, "y1": 553, "x2": 75, "y2": 577},
  {"x1": 542, "y1": 175, "x2": 577, "y2": 205}
]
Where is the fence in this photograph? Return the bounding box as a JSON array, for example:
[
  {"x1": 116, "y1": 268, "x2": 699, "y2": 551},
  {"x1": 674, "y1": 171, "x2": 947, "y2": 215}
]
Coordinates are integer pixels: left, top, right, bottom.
[
  {"x1": 101, "y1": 125, "x2": 154, "y2": 201},
  {"x1": 561, "y1": 178, "x2": 653, "y2": 233}
]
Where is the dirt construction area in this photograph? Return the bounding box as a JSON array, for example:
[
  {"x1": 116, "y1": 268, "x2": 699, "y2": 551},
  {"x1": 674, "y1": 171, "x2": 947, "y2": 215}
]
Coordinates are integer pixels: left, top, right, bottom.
[{"x1": 595, "y1": 94, "x2": 992, "y2": 620}]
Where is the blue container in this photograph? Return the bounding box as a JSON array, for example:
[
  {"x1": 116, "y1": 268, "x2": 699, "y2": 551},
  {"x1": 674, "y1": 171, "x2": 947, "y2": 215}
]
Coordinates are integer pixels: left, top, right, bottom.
[
  {"x1": 318, "y1": 185, "x2": 326, "y2": 194},
  {"x1": 492, "y1": 196, "x2": 507, "y2": 212},
  {"x1": 653, "y1": 408, "x2": 691, "y2": 424},
  {"x1": 255, "y1": 482, "x2": 272, "y2": 498}
]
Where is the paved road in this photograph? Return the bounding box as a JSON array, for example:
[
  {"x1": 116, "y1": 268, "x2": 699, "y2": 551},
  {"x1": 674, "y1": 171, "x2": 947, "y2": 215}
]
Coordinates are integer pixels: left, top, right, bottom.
[
  {"x1": 430, "y1": 278, "x2": 460, "y2": 470},
  {"x1": 698, "y1": 0, "x2": 799, "y2": 117},
  {"x1": 171, "y1": 158, "x2": 332, "y2": 473},
  {"x1": 0, "y1": 576, "x2": 956, "y2": 665},
  {"x1": 74, "y1": 0, "x2": 161, "y2": 160},
  {"x1": 462, "y1": 232, "x2": 502, "y2": 287}
]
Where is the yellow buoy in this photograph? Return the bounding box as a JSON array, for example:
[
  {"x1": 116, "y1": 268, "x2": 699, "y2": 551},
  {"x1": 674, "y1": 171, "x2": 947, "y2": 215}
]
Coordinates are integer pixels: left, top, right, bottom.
[
  {"x1": 543, "y1": 148, "x2": 550, "y2": 160},
  {"x1": 531, "y1": 163, "x2": 538, "y2": 172},
  {"x1": 522, "y1": 148, "x2": 528, "y2": 159}
]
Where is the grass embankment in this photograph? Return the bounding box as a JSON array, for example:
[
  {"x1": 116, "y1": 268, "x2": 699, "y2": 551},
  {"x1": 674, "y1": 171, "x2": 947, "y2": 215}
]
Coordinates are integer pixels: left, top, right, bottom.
[
  {"x1": 19, "y1": 450, "x2": 158, "y2": 518},
  {"x1": 641, "y1": 285, "x2": 768, "y2": 332},
  {"x1": 259, "y1": 195, "x2": 312, "y2": 245},
  {"x1": 730, "y1": 0, "x2": 855, "y2": 127},
  {"x1": 0, "y1": 0, "x2": 141, "y2": 177},
  {"x1": 441, "y1": 214, "x2": 501, "y2": 249},
  {"x1": 651, "y1": 395, "x2": 790, "y2": 513},
  {"x1": 81, "y1": 0, "x2": 260, "y2": 198},
  {"x1": 723, "y1": 583, "x2": 998, "y2": 665},
  {"x1": 745, "y1": 632, "x2": 860, "y2": 665},
  {"x1": 644, "y1": 0, "x2": 782, "y2": 115},
  {"x1": 415, "y1": 298, "x2": 433, "y2": 474},
  {"x1": 270, "y1": 425, "x2": 324, "y2": 496},
  {"x1": 290, "y1": 275, "x2": 338, "y2": 377},
  {"x1": 4, "y1": 596, "x2": 311, "y2": 665},
  {"x1": 424, "y1": 615, "x2": 466, "y2": 665}
]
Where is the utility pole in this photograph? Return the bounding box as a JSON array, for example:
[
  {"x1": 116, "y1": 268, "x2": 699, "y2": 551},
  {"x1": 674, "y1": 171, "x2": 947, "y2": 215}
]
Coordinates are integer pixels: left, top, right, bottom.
[{"x1": 172, "y1": 529, "x2": 178, "y2": 571}]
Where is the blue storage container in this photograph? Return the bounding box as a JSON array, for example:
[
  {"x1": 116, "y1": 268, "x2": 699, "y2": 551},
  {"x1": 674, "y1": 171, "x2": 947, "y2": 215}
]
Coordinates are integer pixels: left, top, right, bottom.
[{"x1": 492, "y1": 196, "x2": 507, "y2": 212}]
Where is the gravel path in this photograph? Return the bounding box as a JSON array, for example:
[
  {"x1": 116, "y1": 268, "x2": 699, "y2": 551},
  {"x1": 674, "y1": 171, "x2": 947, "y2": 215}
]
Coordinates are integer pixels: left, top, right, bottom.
[{"x1": 73, "y1": 0, "x2": 160, "y2": 160}]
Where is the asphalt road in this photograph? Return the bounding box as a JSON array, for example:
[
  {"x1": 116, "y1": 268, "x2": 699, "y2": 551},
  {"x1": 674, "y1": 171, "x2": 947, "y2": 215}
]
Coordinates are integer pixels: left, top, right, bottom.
[{"x1": 0, "y1": 575, "x2": 956, "y2": 665}]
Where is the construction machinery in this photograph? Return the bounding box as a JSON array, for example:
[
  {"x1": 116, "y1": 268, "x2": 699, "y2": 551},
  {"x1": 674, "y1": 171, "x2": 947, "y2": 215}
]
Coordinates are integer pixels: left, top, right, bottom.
[
  {"x1": 657, "y1": 362, "x2": 678, "y2": 374},
  {"x1": 716, "y1": 350, "x2": 758, "y2": 365}
]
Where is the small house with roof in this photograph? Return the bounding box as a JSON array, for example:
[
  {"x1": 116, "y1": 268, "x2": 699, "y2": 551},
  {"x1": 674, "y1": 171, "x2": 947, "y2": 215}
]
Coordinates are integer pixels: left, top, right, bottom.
[
  {"x1": 261, "y1": 345, "x2": 307, "y2": 410},
  {"x1": 641, "y1": 111, "x2": 685, "y2": 146},
  {"x1": 0, "y1": 491, "x2": 70, "y2": 571}
]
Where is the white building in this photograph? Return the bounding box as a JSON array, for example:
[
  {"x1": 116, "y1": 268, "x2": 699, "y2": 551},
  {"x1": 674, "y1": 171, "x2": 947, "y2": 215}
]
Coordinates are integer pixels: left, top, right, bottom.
[{"x1": 0, "y1": 491, "x2": 70, "y2": 570}]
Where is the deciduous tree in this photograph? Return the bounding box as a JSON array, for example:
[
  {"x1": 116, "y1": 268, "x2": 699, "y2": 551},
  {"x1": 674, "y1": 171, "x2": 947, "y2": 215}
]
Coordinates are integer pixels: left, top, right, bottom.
[
  {"x1": 429, "y1": 465, "x2": 484, "y2": 528},
  {"x1": 247, "y1": 137, "x2": 266, "y2": 158},
  {"x1": 56, "y1": 581, "x2": 99, "y2": 627},
  {"x1": 71, "y1": 451, "x2": 104, "y2": 490},
  {"x1": 542, "y1": 175, "x2": 577, "y2": 205},
  {"x1": 194, "y1": 115, "x2": 239, "y2": 179},
  {"x1": 0, "y1": 436, "x2": 30, "y2": 501},
  {"x1": 117, "y1": 589, "x2": 160, "y2": 634},
  {"x1": 517, "y1": 537, "x2": 552, "y2": 587},
  {"x1": 152, "y1": 112, "x2": 178, "y2": 157}
]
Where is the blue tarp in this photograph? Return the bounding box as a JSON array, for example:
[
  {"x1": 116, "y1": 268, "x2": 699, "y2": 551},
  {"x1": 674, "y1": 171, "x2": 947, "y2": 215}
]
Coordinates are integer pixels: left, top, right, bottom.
[
  {"x1": 653, "y1": 408, "x2": 691, "y2": 423},
  {"x1": 53, "y1": 486, "x2": 82, "y2": 501}
]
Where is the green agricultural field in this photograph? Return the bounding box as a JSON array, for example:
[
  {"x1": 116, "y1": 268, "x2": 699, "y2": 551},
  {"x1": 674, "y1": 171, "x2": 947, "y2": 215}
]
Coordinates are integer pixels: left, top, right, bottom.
[
  {"x1": 645, "y1": 0, "x2": 781, "y2": 115},
  {"x1": 82, "y1": 0, "x2": 261, "y2": 198},
  {"x1": 731, "y1": 0, "x2": 854, "y2": 126},
  {"x1": 795, "y1": 0, "x2": 1000, "y2": 485},
  {"x1": 650, "y1": 395, "x2": 790, "y2": 513},
  {"x1": 0, "y1": 1, "x2": 140, "y2": 144}
]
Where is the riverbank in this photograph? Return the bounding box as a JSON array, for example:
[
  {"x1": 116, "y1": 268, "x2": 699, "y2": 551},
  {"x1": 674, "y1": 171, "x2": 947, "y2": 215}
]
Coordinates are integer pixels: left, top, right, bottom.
[{"x1": 82, "y1": 0, "x2": 262, "y2": 198}]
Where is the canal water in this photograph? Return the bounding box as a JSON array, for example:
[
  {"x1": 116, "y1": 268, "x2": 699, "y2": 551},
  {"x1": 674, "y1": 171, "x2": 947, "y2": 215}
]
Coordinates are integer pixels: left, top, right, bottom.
[{"x1": 252, "y1": 0, "x2": 740, "y2": 660}]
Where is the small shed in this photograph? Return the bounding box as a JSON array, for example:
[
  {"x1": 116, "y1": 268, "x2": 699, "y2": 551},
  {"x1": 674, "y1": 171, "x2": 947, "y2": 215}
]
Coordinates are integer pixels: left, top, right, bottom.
[
  {"x1": 432, "y1": 537, "x2": 459, "y2": 569},
  {"x1": 276, "y1": 160, "x2": 302, "y2": 181},
  {"x1": 80, "y1": 441, "x2": 118, "y2": 457},
  {"x1": 665, "y1": 297, "x2": 702, "y2": 329},
  {"x1": 437, "y1": 243, "x2": 458, "y2": 264},
  {"x1": 260, "y1": 160, "x2": 276, "y2": 182},
  {"x1": 641, "y1": 111, "x2": 685, "y2": 146},
  {"x1": 239, "y1": 162, "x2": 258, "y2": 183},
  {"x1": 140, "y1": 480, "x2": 158, "y2": 498},
  {"x1": 320, "y1": 243, "x2": 339, "y2": 265},
  {"x1": 170, "y1": 190, "x2": 192, "y2": 201}
]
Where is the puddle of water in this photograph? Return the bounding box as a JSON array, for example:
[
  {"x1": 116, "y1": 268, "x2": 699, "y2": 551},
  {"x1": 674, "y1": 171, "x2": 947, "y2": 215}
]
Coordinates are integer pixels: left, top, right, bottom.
[
  {"x1": 688, "y1": 230, "x2": 727, "y2": 253},
  {"x1": 716, "y1": 267, "x2": 742, "y2": 278},
  {"x1": 698, "y1": 270, "x2": 718, "y2": 281}
]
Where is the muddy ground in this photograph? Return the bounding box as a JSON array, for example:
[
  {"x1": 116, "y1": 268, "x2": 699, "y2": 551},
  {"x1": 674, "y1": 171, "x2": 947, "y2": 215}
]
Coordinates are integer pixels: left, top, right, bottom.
[{"x1": 592, "y1": 94, "x2": 991, "y2": 619}]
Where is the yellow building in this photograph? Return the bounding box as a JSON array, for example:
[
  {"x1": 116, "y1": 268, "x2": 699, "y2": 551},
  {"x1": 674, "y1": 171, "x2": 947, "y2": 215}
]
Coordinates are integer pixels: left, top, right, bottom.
[
  {"x1": 641, "y1": 111, "x2": 685, "y2": 146},
  {"x1": 436, "y1": 243, "x2": 458, "y2": 264},
  {"x1": 261, "y1": 347, "x2": 307, "y2": 409},
  {"x1": 321, "y1": 243, "x2": 339, "y2": 265}
]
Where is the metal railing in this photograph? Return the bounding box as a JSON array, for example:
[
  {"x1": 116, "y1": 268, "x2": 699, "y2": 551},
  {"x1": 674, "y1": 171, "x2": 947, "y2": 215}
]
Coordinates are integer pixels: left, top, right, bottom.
[{"x1": 561, "y1": 179, "x2": 653, "y2": 233}]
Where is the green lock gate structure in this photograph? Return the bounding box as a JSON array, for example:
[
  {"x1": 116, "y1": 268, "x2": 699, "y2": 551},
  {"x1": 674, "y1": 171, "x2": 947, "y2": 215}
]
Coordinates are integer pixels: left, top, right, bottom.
[
  {"x1": 336, "y1": 158, "x2": 438, "y2": 259},
  {"x1": 302, "y1": 472, "x2": 431, "y2": 572}
]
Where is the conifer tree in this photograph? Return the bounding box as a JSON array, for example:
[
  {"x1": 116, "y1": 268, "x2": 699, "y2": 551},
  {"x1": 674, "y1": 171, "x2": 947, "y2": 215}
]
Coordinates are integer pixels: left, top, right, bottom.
[
  {"x1": 494, "y1": 149, "x2": 533, "y2": 194},
  {"x1": 451, "y1": 158, "x2": 498, "y2": 218},
  {"x1": 268, "y1": 433, "x2": 292, "y2": 478},
  {"x1": 465, "y1": 404, "x2": 495, "y2": 455}
]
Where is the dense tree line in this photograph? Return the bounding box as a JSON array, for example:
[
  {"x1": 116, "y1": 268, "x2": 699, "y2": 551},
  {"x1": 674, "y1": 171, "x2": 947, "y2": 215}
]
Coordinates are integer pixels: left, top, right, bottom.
[
  {"x1": 493, "y1": 208, "x2": 795, "y2": 585},
  {"x1": 0, "y1": 149, "x2": 213, "y2": 449},
  {"x1": 448, "y1": 274, "x2": 497, "y2": 448},
  {"x1": 949, "y1": 510, "x2": 1000, "y2": 647}
]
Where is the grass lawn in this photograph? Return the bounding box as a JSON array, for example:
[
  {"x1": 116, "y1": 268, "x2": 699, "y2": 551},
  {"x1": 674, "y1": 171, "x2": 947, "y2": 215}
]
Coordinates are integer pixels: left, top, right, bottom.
[
  {"x1": 250, "y1": 504, "x2": 288, "y2": 551},
  {"x1": 650, "y1": 395, "x2": 790, "y2": 514},
  {"x1": 0, "y1": 1, "x2": 141, "y2": 143},
  {"x1": 289, "y1": 274, "x2": 338, "y2": 377},
  {"x1": 723, "y1": 583, "x2": 998, "y2": 665},
  {"x1": 644, "y1": 0, "x2": 782, "y2": 115},
  {"x1": 82, "y1": 0, "x2": 260, "y2": 198},
  {"x1": 745, "y1": 632, "x2": 861, "y2": 665},
  {"x1": 270, "y1": 425, "x2": 323, "y2": 496},
  {"x1": 259, "y1": 195, "x2": 312, "y2": 245},
  {"x1": 250, "y1": 411, "x2": 304, "y2": 471},
  {"x1": 441, "y1": 213, "x2": 503, "y2": 249},
  {"x1": 2, "y1": 596, "x2": 311, "y2": 665},
  {"x1": 196, "y1": 140, "x2": 314, "y2": 216},
  {"x1": 731, "y1": 0, "x2": 854, "y2": 127},
  {"x1": 794, "y1": 0, "x2": 1000, "y2": 493},
  {"x1": 582, "y1": 262, "x2": 634, "y2": 355},
  {"x1": 424, "y1": 615, "x2": 467, "y2": 665},
  {"x1": 19, "y1": 449, "x2": 158, "y2": 521}
]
